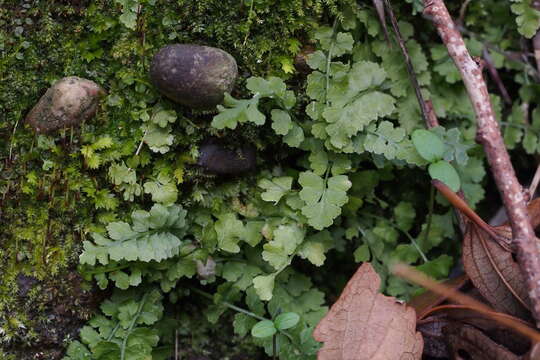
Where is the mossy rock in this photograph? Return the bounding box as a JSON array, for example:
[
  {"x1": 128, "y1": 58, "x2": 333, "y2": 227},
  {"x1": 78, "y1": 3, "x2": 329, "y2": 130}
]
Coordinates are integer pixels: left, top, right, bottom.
[
  {"x1": 25, "y1": 76, "x2": 105, "y2": 134},
  {"x1": 150, "y1": 44, "x2": 238, "y2": 109}
]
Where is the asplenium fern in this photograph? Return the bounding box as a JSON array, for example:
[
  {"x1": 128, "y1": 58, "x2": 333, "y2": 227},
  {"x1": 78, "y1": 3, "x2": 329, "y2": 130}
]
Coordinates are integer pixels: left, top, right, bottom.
[{"x1": 64, "y1": 288, "x2": 164, "y2": 360}]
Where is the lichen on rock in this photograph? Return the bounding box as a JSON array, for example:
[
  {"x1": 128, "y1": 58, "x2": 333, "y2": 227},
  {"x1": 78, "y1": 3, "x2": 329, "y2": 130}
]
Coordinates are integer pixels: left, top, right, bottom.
[{"x1": 25, "y1": 76, "x2": 105, "y2": 134}]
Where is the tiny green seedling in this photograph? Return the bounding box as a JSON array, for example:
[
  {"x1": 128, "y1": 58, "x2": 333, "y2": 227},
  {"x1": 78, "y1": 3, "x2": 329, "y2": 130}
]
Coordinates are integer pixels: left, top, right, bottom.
[{"x1": 412, "y1": 129, "x2": 461, "y2": 192}]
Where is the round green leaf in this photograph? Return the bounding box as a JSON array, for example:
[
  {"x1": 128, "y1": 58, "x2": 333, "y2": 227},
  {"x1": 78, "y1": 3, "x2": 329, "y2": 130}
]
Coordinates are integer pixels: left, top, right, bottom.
[
  {"x1": 274, "y1": 312, "x2": 300, "y2": 330},
  {"x1": 412, "y1": 129, "x2": 445, "y2": 162},
  {"x1": 428, "y1": 161, "x2": 461, "y2": 192},
  {"x1": 251, "y1": 320, "x2": 277, "y2": 338}
]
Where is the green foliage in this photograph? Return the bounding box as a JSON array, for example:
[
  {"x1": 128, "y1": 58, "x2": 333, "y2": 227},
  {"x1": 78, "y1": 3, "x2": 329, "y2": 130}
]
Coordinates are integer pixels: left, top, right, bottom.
[
  {"x1": 6, "y1": 0, "x2": 537, "y2": 358},
  {"x1": 510, "y1": 0, "x2": 540, "y2": 38},
  {"x1": 63, "y1": 288, "x2": 163, "y2": 360},
  {"x1": 429, "y1": 161, "x2": 461, "y2": 192},
  {"x1": 251, "y1": 320, "x2": 277, "y2": 338},
  {"x1": 80, "y1": 204, "x2": 187, "y2": 266},
  {"x1": 413, "y1": 128, "x2": 462, "y2": 191}
]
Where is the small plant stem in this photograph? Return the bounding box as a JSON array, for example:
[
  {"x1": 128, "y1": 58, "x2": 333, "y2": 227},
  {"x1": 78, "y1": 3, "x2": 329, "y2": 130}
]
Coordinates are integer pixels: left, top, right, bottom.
[
  {"x1": 135, "y1": 128, "x2": 148, "y2": 156},
  {"x1": 190, "y1": 287, "x2": 267, "y2": 321},
  {"x1": 106, "y1": 322, "x2": 121, "y2": 341},
  {"x1": 84, "y1": 263, "x2": 132, "y2": 275},
  {"x1": 272, "y1": 335, "x2": 277, "y2": 359},
  {"x1": 324, "y1": 19, "x2": 339, "y2": 107},
  {"x1": 121, "y1": 292, "x2": 149, "y2": 360},
  {"x1": 175, "y1": 328, "x2": 179, "y2": 360},
  {"x1": 8, "y1": 117, "x2": 19, "y2": 162},
  {"x1": 242, "y1": 0, "x2": 255, "y2": 47},
  {"x1": 422, "y1": 184, "x2": 435, "y2": 248},
  {"x1": 383, "y1": 0, "x2": 429, "y2": 125},
  {"x1": 363, "y1": 213, "x2": 428, "y2": 263}
]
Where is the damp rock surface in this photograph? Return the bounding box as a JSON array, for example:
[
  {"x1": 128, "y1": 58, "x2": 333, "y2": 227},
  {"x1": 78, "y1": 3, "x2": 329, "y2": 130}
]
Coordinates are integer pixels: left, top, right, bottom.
[
  {"x1": 150, "y1": 44, "x2": 237, "y2": 109},
  {"x1": 26, "y1": 76, "x2": 105, "y2": 134},
  {"x1": 197, "y1": 140, "x2": 256, "y2": 175}
]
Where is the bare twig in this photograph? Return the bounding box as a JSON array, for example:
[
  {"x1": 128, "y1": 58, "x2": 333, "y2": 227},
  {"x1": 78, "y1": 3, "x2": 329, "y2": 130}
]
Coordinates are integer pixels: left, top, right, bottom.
[
  {"x1": 457, "y1": 0, "x2": 473, "y2": 25},
  {"x1": 482, "y1": 47, "x2": 512, "y2": 104},
  {"x1": 423, "y1": 0, "x2": 540, "y2": 326},
  {"x1": 383, "y1": 0, "x2": 430, "y2": 125},
  {"x1": 372, "y1": 0, "x2": 391, "y2": 45},
  {"x1": 533, "y1": 31, "x2": 540, "y2": 74},
  {"x1": 529, "y1": 165, "x2": 540, "y2": 200}
]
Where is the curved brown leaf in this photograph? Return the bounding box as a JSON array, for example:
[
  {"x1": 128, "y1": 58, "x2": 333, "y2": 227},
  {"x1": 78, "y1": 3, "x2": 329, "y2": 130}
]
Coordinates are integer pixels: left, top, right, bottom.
[
  {"x1": 444, "y1": 323, "x2": 520, "y2": 360},
  {"x1": 419, "y1": 304, "x2": 532, "y2": 354},
  {"x1": 432, "y1": 179, "x2": 532, "y2": 319},
  {"x1": 463, "y1": 223, "x2": 531, "y2": 319},
  {"x1": 313, "y1": 263, "x2": 423, "y2": 360}
]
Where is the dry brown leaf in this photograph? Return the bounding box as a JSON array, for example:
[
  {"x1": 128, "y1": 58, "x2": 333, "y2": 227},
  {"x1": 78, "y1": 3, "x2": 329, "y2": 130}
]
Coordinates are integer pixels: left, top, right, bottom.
[
  {"x1": 444, "y1": 323, "x2": 520, "y2": 360},
  {"x1": 419, "y1": 304, "x2": 531, "y2": 354},
  {"x1": 432, "y1": 180, "x2": 532, "y2": 319},
  {"x1": 313, "y1": 263, "x2": 423, "y2": 360},
  {"x1": 462, "y1": 222, "x2": 531, "y2": 319},
  {"x1": 416, "y1": 317, "x2": 450, "y2": 358}
]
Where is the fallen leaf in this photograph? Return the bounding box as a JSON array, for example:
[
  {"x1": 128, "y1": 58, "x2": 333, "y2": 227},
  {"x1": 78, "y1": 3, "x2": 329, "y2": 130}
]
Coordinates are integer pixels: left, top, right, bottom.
[
  {"x1": 432, "y1": 180, "x2": 531, "y2": 319},
  {"x1": 313, "y1": 262, "x2": 423, "y2": 360},
  {"x1": 444, "y1": 323, "x2": 520, "y2": 360},
  {"x1": 419, "y1": 304, "x2": 531, "y2": 355},
  {"x1": 462, "y1": 222, "x2": 531, "y2": 319},
  {"x1": 416, "y1": 317, "x2": 450, "y2": 358}
]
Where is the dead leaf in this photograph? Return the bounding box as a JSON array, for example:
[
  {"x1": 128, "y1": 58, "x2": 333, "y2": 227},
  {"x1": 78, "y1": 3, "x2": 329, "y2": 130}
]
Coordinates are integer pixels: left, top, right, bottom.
[
  {"x1": 419, "y1": 304, "x2": 531, "y2": 354},
  {"x1": 432, "y1": 180, "x2": 531, "y2": 319},
  {"x1": 313, "y1": 263, "x2": 423, "y2": 360},
  {"x1": 416, "y1": 317, "x2": 450, "y2": 358},
  {"x1": 462, "y1": 222, "x2": 531, "y2": 319},
  {"x1": 444, "y1": 323, "x2": 520, "y2": 360},
  {"x1": 526, "y1": 342, "x2": 540, "y2": 360}
]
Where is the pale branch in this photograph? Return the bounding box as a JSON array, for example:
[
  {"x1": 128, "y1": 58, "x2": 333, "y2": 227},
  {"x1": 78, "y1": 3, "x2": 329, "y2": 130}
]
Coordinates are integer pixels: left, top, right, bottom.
[{"x1": 423, "y1": 0, "x2": 540, "y2": 326}]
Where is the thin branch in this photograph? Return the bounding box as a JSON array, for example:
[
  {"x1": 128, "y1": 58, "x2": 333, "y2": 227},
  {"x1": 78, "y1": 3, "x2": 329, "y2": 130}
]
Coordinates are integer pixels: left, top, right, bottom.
[
  {"x1": 482, "y1": 47, "x2": 512, "y2": 105},
  {"x1": 533, "y1": 31, "x2": 540, "y2": 73},
  {"x1": 384, "y1": 0, "x2": 430, "y2": 126},
  {"x1": 423, "y1": 0, "x2": 540, "y2": 326},
  {"x1": 372, "y1": 0, "x2": 391, "y2": 45},
  {"x1": 457, "y1": 0, "x2": 473, "y2": 25},
  {"x1": 529, "y1": 164, "x2": 540, "y2": 200}
]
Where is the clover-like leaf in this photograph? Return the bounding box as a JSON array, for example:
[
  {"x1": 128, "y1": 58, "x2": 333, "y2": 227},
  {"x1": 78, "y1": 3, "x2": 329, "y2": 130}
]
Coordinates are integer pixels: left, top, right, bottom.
[
  {"x1": 212, "y1": 93, "x2": 265, "y2": 130},
  {"x1": 299, "y1": 171, "x2": 351, "y2": 230},
  {"x1": 259, "y1": 177, "x2": 293, "y2": 204},
  {"x1": 251, "y1": 320, "x2": 277, "y2": 338},
  {"x1": 274, "y1": 312, "x2": 300, "y2": 330},
  {"x1": 412, "y1": 129, "x2": 445, "y2": 162}
]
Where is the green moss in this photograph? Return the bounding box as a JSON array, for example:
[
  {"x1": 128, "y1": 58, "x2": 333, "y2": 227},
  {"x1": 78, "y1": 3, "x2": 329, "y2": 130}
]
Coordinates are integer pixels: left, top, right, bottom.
[{"x1": 0, "y1": 0, "x2": 341, "y2": 356}]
